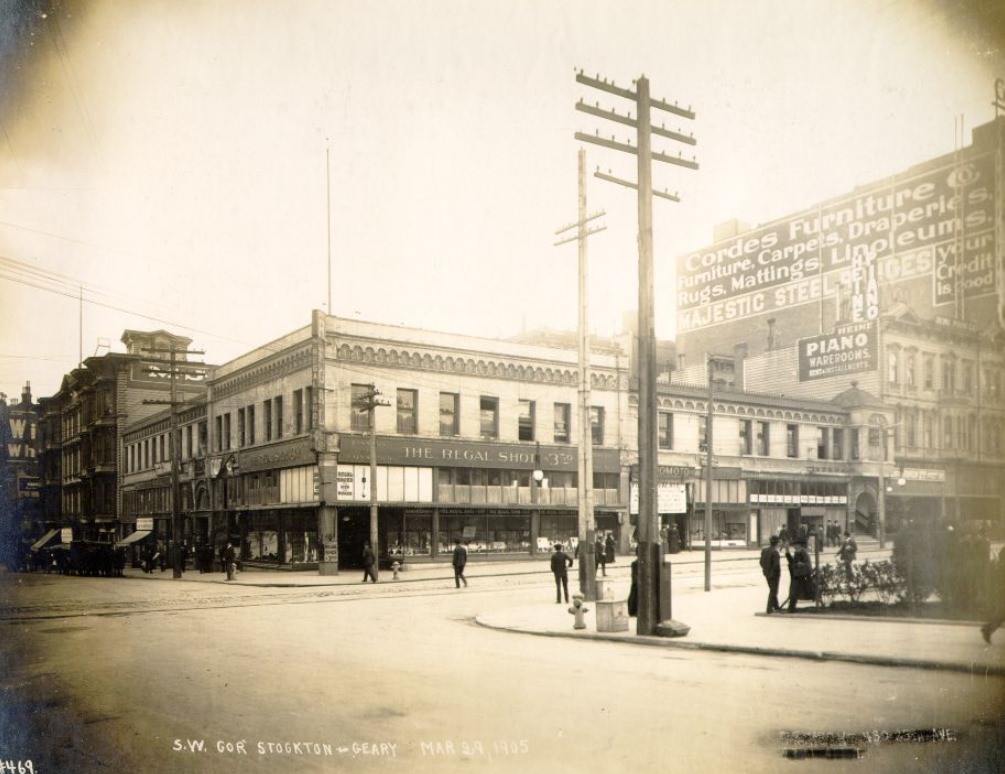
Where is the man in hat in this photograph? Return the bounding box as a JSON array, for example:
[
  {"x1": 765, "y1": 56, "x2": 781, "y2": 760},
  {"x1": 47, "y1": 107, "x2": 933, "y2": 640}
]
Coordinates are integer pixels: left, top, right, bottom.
[
  {"x1": 759, "y1": 535, "x2": 782, "y2": 614},
  {"x1": 785, "y1": 537, "x2": 814, "y2": 612},
  {"x1": 550, "y1": 543, "x2": 574, "y2": 604}
]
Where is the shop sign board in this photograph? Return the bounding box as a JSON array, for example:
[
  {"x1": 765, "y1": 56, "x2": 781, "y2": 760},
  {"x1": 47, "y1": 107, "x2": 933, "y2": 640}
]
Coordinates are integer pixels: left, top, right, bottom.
[
  {"x1": 338, "y1": 435, "x2": 620, "y2": 472},
  {"x1": 798, "y1": 321, "x2": 877, "y2": 381}
]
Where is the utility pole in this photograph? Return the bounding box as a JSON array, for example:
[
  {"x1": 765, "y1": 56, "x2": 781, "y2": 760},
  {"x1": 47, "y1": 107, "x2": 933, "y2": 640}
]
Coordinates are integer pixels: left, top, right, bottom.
[
  {"x1": 555, "y1": 147, "x2": 606, "y2": 600},
  {"x1": 704, "y1": 355, "x2": 716, "y2": 591},
  {"x1": 141, "y1": 346, "x2": 206, "y2": 579},
  {"x1": 574, "y1": 69, "x2": 697, "y2": 636},
  {"x1": 354, "y1": 383, "x2": 390, "y2": 578}
]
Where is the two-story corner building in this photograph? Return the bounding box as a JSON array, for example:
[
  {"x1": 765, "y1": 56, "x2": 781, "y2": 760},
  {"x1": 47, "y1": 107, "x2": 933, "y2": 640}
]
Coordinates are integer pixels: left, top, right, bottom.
[
  {"x1": 0, "y1": 383, "x2": 43, "y2": 567},
  {"x1": 37, "y1": 329, "x2": 205, "y2": 545},
  {"x1": 165, "y1": 310, "x2": 631, "y2": 572}
]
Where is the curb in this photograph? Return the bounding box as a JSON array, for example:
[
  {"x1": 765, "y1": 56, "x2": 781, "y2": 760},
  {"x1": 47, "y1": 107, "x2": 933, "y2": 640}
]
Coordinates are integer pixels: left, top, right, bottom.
[{"x1": 473, "y1": 617, "x2": 1005, "y2": 678}]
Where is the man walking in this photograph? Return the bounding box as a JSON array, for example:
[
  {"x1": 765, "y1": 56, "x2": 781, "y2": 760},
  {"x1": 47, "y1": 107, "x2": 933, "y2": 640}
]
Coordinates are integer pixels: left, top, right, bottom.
[
  {"x1": 550, "y1": 543, "x2": 574, "y2": 604},
  {"x1": 759, "y1": 535, "x2": 782, "y2": 613},
  {"x1": 452, "y1": 538, "x2": 468, "y2": 588},
  {"x1": 361, "y1": 542, "x2": 378, "y2": 583}
]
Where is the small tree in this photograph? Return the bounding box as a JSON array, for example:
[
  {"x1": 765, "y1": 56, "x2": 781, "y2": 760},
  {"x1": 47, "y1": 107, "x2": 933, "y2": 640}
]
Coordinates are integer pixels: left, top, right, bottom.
[{"x1": 891, "y1": 520, "x2": 940, "y2": 605}]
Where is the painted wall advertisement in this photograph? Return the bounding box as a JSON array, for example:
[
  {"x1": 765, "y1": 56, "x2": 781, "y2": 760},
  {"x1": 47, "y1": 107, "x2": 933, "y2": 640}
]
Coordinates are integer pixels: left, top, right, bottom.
[
  {"x1": 675, "y1": 152, "x2": 997, "y2": 333},
  {"x1": 797, "y1": 321, "x2": 878, "y2": 381}
]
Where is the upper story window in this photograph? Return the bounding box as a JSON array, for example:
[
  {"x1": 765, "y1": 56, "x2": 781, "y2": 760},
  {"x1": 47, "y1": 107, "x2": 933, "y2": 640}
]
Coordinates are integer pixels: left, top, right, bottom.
[
  {"x1": 351, "y1": 384, "x2": 370, "y2": 431},
  {"x1": 887, "y1": 350, "x2": 899, "y2": 385},
  {"x1": 273, "y1": 396, "x2": 283, "y2": 440},
  {"x1": 247, "y1": 405, "x2": 256, "y2": 445},
  {"x1": 553, "y1": 403, "x2": 571, "y2": 443},
  {"x1": 832, "y1": 428, "x2": 844, "y2": 460},
  {"x1": 440, "y1": 392, "x2": 459, "y2": 437},
  {"x1": 480, "y1": 396, "x2": 499, "y2": 439},
  {"x1": 817, "y1": 427, "x2": 829, "y2": 459},
  {"x1": 942, "y1": 358, "x2": 955, "y2": 393},
  {"x1": 756, "y1": 421, "x2": 770, "y2": 456},
  {"x1": 294, "y1": 389, "x2": 304, "y2": 434},
  {"x1": 786, "y1": 424, "x2": 798, "y2": 458},
  {"x1": 590, "y1": 406, "x2": 605, "y2": 446},
  {"x1": 263, "y1": 399, "x2": 273, "y2": 441},
  {"x1": 658, "y1": 412, "x2": 674, "y2": 450},
  {"x1": 397, "y1": 389, "x2": 417, "y2": 435},
  {"x1": 518, "y1": 400, "x2": 535, "y2": 442},
  {"x1": 739, "y1": 419, "x2": 752, "y2": 455},
  {"x1": 923, "y1": 355, "x2": 935, "y2": 390}
]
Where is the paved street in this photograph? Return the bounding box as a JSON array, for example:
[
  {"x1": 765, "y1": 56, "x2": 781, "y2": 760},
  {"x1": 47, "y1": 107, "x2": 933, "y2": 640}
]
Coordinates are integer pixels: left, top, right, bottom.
[{"x1": 2, "y1": 550, "x2": 1003, "y2": 773}]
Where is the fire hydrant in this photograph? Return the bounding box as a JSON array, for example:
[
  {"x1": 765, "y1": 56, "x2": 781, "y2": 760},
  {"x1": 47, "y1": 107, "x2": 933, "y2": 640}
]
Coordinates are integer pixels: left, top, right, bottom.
[
  {"x1": 568, "y1": 594, "x2": 589, "y2": 630},
  {"x1": 391, "y1": 560, "x2": 401, "y2": 580}
]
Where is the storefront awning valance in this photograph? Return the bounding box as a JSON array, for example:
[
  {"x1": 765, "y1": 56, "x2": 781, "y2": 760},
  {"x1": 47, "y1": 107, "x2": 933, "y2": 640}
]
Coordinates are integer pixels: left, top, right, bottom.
[
  {"x1": 115, "y1": 530, "x2": 152, "y2": 548},
  {"x1": 30, "y1": 529, "x2": 60, "y2": 551}
]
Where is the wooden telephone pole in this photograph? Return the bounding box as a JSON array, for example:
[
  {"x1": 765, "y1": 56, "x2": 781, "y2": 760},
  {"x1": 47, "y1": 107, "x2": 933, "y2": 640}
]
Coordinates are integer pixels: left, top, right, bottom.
[
  {"x1": 353, "y1": 384, "x2": 390, "y2": 578},
  {"x1": 555, "y1": 148, "x2": 606, "y2": 600},
  {"x1": 574, "y1": 70, "x2": 697, "y2": 635}
]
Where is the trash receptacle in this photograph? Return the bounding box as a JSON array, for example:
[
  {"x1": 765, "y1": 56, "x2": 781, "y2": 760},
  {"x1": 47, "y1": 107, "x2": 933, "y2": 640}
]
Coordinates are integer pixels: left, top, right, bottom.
[{"x1": 596, "y1": 599, "x2": 629, "y2": 632}]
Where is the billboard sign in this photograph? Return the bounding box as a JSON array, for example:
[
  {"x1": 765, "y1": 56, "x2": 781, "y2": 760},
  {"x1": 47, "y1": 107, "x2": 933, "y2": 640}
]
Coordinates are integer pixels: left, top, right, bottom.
[
  {"x1": 676, "y1": 152, "x2": 997, "y2": 333},
  {"x1": 798, "y1": 321, "x2": 877, "y2": 381}
]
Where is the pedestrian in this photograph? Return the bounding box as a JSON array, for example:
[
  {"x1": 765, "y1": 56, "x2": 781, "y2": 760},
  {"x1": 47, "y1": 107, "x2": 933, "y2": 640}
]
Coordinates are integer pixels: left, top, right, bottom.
[
  {"x1": 778, "y1": 525, "x2": 790, "y2": 549},
  {"x1": 605, "y1": 532, "x2": 616, "y2": 565},
  {"x1": 627, "y1": 556, "x2": 639, "y2": 617},
  {"x1": 837, "y1": 530, "x2": 857, "y2": 581},
  {"x1": 361, "y1": 542, "x2": 378, "y2": 583},
  {"x1": 223, "y1": 541, "x2": 236, "y2": 582},
  {"x1": 595, "y1": 534, "x2": 607, "y2": 577},
  {"x1": 550, "y1": 543, "x2": 573, "y2": 604},
  {"x1": 452, "y1": 538, "x2": 468, "y2": 588},
  {"x1": 980, "y1": 546, "x2": 1005, "y2": 644},
  {"x1": 759, "y1": 535, "x2": 782, "y2": 614},
  {"x1": 785, "y1": 537, "x2": 815, "y2": 612}
]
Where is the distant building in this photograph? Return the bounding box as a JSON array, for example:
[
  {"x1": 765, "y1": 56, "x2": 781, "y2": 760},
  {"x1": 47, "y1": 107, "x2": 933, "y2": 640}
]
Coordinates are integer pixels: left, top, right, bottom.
[
  {"x1": 673, "y1": 115, "x2": 1005, "y2": 534},
  {"x1": 0, "y1": 383, "x2": 41, "y2": 567}
]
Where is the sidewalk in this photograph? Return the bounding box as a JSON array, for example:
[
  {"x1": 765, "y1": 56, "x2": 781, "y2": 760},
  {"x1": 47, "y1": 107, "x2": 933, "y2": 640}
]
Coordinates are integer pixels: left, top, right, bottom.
[{"x1": 121, "y1": 546, "x2": 1005, "y2": 677}]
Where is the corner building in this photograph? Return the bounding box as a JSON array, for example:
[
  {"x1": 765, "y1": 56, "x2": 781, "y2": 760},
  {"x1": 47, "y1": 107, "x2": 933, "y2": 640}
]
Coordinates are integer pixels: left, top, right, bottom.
[{"x1": 172, "y1": 311, "x2": 629, "y2": 570}]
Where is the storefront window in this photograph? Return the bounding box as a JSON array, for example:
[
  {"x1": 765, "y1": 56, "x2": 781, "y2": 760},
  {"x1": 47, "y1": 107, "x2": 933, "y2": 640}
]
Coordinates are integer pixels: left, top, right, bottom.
[
  {"x1": 538, "y1": 513, "x2": 578, "y2": 553},
  {"x1": 387, "y1": 512, "x2": 432, "y2": 557},
  {"x1": 438, "y1": 512, "x2": 532, "y2": 555}
]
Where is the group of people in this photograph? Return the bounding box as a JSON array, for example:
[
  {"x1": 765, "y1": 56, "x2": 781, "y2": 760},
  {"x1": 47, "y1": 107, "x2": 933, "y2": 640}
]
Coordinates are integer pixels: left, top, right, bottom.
[{"x1": 758, "y1": 527, "x2": 859, "y2": 613}]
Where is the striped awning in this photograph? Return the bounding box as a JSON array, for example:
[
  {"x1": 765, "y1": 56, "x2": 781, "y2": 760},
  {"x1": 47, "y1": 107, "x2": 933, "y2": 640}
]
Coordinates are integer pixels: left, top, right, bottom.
[
  {"x1": 115, "y1": 530, "x2": 152, "y2": 548},
  {"x1": 30, "y1": 529, "x2": 60, "y2": 551}
]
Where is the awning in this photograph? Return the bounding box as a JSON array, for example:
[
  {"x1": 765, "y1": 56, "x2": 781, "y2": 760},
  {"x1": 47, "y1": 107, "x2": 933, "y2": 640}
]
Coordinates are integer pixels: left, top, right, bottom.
[
  {"x1": 115, "y1": 530, "x2": 152, "y2": 548},
  {"x1": 30, "y1": 529, "x2": 60, "y2": 551}
]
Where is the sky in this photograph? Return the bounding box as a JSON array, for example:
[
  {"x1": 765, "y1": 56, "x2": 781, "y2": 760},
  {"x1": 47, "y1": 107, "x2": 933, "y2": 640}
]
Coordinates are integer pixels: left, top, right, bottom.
[{"x1": 1, "y1": 0, "x2": 1003, "y2": 402}]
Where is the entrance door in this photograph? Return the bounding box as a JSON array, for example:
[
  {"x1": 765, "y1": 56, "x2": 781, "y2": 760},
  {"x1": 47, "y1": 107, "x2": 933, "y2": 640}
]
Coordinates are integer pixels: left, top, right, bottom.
[{"x1": 337, "y1": 509, "x2": 372, "y2": 570}]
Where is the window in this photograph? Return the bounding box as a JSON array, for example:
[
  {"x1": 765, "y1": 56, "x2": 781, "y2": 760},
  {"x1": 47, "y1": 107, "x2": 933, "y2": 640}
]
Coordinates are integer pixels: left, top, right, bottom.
[
  {"x1": 198, "y1": 421, "x2": 208, "y2": 455},
  {"x1": 247, "y1": 405, "x2": 256, "y2": 445},
  {"x1": 850, "y1": 428, "x2": 860, "y2": 460},
  {"x1": 274, "y1": 396, "x2": 283, "y2": 439},
  {"x1": 817, "y1": 427, "x2": 829, "y2": 459},
  {"x1": 943, "y1": 415, "x2": 953, "y2": 450},
  {"x1": 832, "y1": 428, "x2": 843, "y2": 460},
  {"x1": 942, "y1": 359, "x2": 955, "y2": 393},
  {"x1": 214, "y1": 416, "x2": 223, "y2": 452},
  {"x1": 224, "y1": 413, "x2": 232, "y2": 450},
  {"x1": 351, "y1": 384, "x2": 371, "y2": 431},
  {"x1": 590, "y1": 406, "x2": 604, "y2": 445},
  {"x1": 397, "y1": 389, "x2": 417, "y2": 434},
  {"x1": 739, "y1": 419, "x2": 752, "y2": 455},
  {"x1": 439, "y1": 392, "x2": 459, "y2": 437},
  {"x1": 518, "y1": 399, "x2": 535, "y2": 442},
  {"x1": 553, "y1": 403, "x2": 571, "y2": 443},
  {"x1": 962, "y1": 362, "x2": 973, "y2": 396},
  {"x1": 905, "y1": 354, "x2": 916, "y2": 388},
  {"x1": 294, "y1": 389, "x2": 304, "y2": 434},
  {"x1": 756, "y1": 421, "x2": 770, "y2": 456},
  {"x1": 923, "y1": 355, "x2": 934, "y2": 390},
  {"x1": 786, "y1": 424, "x2": 799, "y2": 458},
  {"x1": 658, "y1": 412, "x2": 674, "y2": 450},
  {"x1": 238, "y1": 408, "x2": 246, "y2": 448},
  {"x1": 480, "y1": 396, "x2": 498, "y2": 439},
  {"x1": 263, "y1": 400, "x2": 273, "y2": 441},
  {"x1": 887, "y1": 350, "x2": 899, "y2": 384}
]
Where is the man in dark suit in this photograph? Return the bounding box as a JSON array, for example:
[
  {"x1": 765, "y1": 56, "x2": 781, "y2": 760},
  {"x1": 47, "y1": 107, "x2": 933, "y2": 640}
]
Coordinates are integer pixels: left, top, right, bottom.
[
  {"x1": 760, "y1": 535, "x2": 782, "y2": 613},
  {"x1": 550, "y1": 543, "x2": 574, "y2": 604},
  {"x1": 452, "y1": 539, "x2": 468, "y2": 588}
]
